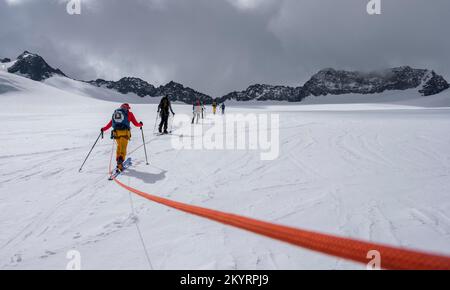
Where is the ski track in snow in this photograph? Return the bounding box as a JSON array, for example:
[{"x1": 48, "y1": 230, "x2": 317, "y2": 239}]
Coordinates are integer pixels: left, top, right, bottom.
[{"x1": 1, "y1": 71, "x2": 450, "y2": 269}]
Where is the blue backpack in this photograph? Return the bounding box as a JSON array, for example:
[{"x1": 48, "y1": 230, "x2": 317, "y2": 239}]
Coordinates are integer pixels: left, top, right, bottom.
[{"x1": 112, "y1": 108, "x2": 130, "y2": 130}]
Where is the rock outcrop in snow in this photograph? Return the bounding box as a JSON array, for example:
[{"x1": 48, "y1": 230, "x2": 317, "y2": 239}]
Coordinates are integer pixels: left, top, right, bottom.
[
  {"x1": 7, "y1": 51, "x2": 66, "y2": 81},
  {"x1": 1, "y1": 58, "x2": 11, "y2": 63}
]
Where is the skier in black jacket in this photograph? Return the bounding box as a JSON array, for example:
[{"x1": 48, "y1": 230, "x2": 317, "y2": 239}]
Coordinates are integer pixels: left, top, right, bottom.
[{"x1": 157, "y1": 96, "x2": 175, "y2": 134}]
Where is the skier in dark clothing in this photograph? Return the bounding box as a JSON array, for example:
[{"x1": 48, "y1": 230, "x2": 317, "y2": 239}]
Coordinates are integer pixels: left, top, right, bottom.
[
  {"x1": 157, "y1": 96, "x2": 175, "y2": 134},
  {"x1": 221, "y1": 103, "x2": 226, "y2": 115}
]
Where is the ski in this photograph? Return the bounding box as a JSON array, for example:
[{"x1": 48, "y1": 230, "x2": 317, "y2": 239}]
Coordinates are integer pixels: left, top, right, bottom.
[
  {"x1": 109, "y1": 158, "x2": 132, "y2": 180},
  {"x1": 154, "y1": 131, "x2": 173, "y2": 136}
]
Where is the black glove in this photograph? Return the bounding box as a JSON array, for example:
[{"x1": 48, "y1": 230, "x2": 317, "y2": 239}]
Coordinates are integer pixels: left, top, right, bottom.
[{"x1": 139, "y1": 121, "x2": 144, "y2": 126}]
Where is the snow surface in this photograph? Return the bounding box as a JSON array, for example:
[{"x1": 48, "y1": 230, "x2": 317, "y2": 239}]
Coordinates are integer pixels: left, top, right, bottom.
[
  {"x1": 1, "y1": 71, "x2": 450, "y2": 269},
  {"x1": 0, "y1": 60, "x2": 17, "y2": 74}
]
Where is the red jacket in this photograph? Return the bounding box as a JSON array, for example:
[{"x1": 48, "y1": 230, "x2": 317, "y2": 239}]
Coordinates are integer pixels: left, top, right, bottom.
[{"x1": 102, "y1": 111, "x2": 142, "y2": 131}]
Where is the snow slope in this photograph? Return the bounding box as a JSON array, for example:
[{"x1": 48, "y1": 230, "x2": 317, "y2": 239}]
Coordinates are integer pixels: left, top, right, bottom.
[
  {"x1": 1, "y1": 71, "x2": 450, "y2": 269},
  {"x1": 0, "y1": 60, "x2": 17, "y2": 72}
]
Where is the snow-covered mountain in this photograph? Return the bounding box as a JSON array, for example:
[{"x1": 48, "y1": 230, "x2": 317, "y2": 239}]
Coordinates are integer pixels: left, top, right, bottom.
[
  {"x1": 2, "y1": 51, "x2": 449, "y2": 104},
  {"x1": 2, "y1": 51, "x2": 213, "y2": 104},
  {"x1": 220, "y1": 67, "x2": 449, "y2": 103}
]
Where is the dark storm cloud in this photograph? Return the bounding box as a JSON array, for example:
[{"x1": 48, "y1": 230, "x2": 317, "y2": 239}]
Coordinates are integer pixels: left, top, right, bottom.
[{"x1": 1, "y1": 0, "x2": 449, "y2": 96}]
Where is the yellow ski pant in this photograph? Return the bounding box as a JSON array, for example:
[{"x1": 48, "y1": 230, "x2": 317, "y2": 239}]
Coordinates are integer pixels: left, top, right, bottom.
[{"x1": 113, "y1": 130, "x2": 131, "y2": 162}]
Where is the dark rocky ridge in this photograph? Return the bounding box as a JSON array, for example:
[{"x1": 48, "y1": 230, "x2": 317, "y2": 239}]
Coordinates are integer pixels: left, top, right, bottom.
[
  {"x1": 419, "y1": 71, "x2": 450, "y2": 96},
  {"x1": 87, "y1": 77, "x2": 157, "y2": 98},
  {"x1": 87, "y1": 78, "x2": 214, "y2": 104},
  {"x1": 220, "y1": 67, "x2": 449, "y2": 103},
  {"x1": 4, "y1": 51, "x2": 449, "y2": 103},
  {"x1": 303, "y1": 67, "x2": 447, "y2": 96},
  {"x1": 155, "y1": 81, "x2": 214, "y2": 104},
  {"x1": 217, "y1": 84, "x2": 307, "y2": 103}
]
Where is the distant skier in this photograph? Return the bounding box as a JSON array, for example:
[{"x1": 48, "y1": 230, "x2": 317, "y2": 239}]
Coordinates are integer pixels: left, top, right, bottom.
[
  {"x1": 212, "y1": 101, "x2": 218, "y2": 115},
  {"x1": 157, "y1": 96, "x2": 175, "y2": 134},
  {"x1": 192, "y1": 99, "x2": 202, "y2": 124},
  {"x1": 221, "y1": 103, "x2": 226, "y2": 115},
  {"x1": 201, "y1": 101, "x2": 206, "y2": 119},
  {"x1": 101, "y1": 103, "x2": 143, "y2": 171}
]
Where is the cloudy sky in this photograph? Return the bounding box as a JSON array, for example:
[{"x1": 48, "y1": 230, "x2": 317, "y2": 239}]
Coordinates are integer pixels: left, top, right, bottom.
[{"x1": 1, "y1": 0, "x2": 449, "y2": 96}]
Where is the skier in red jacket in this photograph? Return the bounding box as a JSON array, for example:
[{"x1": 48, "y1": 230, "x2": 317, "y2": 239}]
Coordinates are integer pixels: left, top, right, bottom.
[{"x1": 101, "y1": 103, "x2": 143, "y2": 171}]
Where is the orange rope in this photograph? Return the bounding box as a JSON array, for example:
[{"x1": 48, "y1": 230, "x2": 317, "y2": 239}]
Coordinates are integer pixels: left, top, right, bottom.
[{"x1": 109, "y1": 164, "x2": 450, "y2": 270}]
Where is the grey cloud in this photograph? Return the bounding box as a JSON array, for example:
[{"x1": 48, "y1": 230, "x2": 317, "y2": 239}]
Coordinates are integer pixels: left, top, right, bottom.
[{"x1": 0, "y1": 0, "x2": 449, "y2": 96}]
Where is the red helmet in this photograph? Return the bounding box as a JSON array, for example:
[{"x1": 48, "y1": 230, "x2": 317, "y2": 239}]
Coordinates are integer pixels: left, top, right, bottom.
[{"x1": 121, "y1": 103, "x2": 131, "y2": 110}]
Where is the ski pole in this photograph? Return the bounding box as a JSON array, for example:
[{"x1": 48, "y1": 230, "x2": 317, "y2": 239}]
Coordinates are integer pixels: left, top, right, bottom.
[
  {"x1": 141, "y1": 127, "x2": 150, "y2": 165},
  {"x1": 169, "y1": 114, "x2": 175, "y2": 133},
  {"x1": 153, "y1": 113, "x2": 159, "y2": 134},
  {"x1": 79, "y1": 131, "x2": 103, "y2": 172}
]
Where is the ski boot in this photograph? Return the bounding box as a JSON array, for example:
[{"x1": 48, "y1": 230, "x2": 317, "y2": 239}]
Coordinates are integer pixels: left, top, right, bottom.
[{"x1": 117, "y1": 157, "x2": 124, "y2": 172}]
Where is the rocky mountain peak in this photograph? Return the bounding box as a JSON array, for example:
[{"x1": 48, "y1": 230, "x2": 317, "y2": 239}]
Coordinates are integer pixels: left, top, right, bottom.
[
  {"x1": 7, "y1": 51, "x2": 66, "y2": 81},
  {"x1": 303, "y1": 66, "x2": 448, "y2": 97}
]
